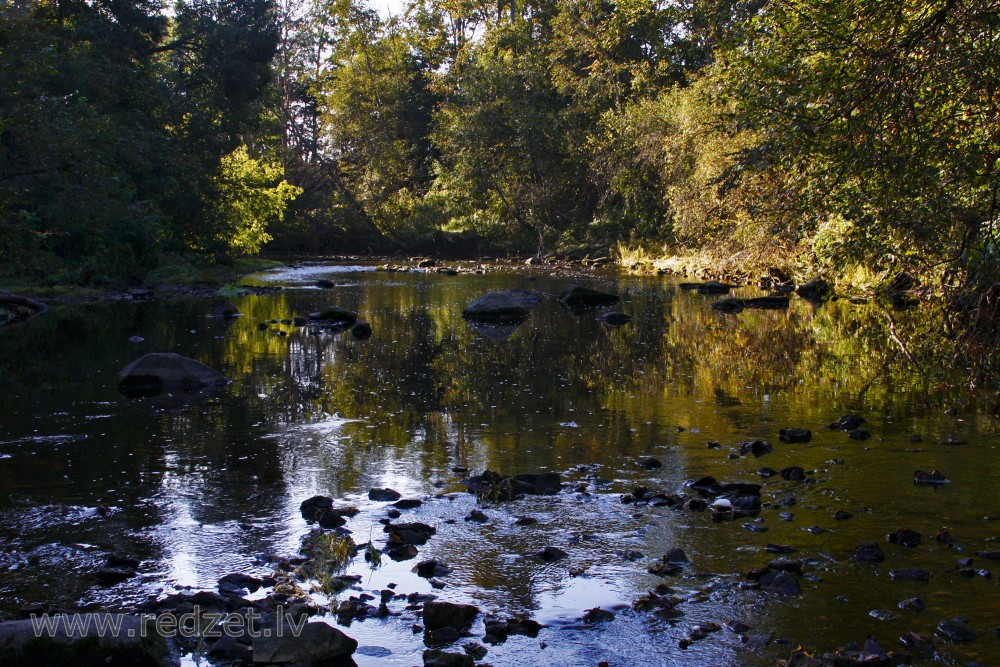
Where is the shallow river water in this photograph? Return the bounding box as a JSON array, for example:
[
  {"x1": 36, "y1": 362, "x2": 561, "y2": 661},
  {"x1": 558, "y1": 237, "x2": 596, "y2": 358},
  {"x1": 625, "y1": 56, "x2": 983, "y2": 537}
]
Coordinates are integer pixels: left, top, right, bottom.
[{"x1": 1, "y1": 263, "x2": 999, "y2": 666}]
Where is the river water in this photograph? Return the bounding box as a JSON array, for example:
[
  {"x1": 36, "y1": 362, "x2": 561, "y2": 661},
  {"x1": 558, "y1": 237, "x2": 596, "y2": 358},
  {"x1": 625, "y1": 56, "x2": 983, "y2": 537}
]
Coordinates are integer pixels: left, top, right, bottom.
[{"x1": 0, "y1": 263, "x2": 998, "y2": 666}]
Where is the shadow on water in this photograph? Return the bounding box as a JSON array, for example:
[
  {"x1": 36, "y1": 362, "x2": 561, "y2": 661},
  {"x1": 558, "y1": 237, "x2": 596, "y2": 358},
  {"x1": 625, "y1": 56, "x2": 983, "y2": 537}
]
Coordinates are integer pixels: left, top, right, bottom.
[{"x1": 0, "y1": 264, "x2": 998, "y2": 665}]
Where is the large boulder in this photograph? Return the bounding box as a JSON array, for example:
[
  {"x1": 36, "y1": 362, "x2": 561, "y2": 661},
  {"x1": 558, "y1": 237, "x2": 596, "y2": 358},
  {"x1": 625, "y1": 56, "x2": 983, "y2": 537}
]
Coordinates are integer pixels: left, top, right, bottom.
[
  {"x1": 462, "y1": 291, "x2": 539, "y2": 323},
  {"x1": 0, "y1": 614, "x2": 175, "y2": 667},
  {"x1": 118, "y1": 353, "x2": 228, "y2": 398},
  {"x1": 422, "y1": 601, "x2": 479, "y2": 633},
  {"x1": 251, "y1": 620, "x2": 357, "y2": 664},
  {"x1": 558, "y1": 285, "x2": 620, "y2": 308}
]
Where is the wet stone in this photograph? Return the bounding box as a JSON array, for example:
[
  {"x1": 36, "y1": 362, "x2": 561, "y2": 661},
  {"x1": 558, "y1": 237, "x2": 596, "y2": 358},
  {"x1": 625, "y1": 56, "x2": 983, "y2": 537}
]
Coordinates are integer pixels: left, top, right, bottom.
[
  {"x1": 778, "y1": 429, "x2": 812, "y2": 443},
  {"x1": 464, "y1": 509, "x2": 488, "y2": 523},
  {"x1": 369, "y1": 488, "x2": 402, "y2": 501},
  {"x1": 766, "y1": 544, "x2": 797, "y2": 554},
  {"x1": 533, "y1": 546, "x2": 568, "y2": 562},
  {"x1": 582, "y1": 608, "x2": 615, "y2": 623},
  {"x1": 936, "y1": 618, "x2": 976, "y2": 643},
  {"x1": 889, "y1": 568, "x2": 931, "y2": 582},
  {"x1": 914, "y1": 470, "x2": 949, "y2": 485},
  {"x1": 780, "y1": 466, "x2": 806, "y2": 481},
  {"x1": 638, "y1": 457, "x2": 663, "y2": 469},
  {"x1": 899, "y1": 597, "x2": 925, "y2": 611},
  {"x1": 848, "y1": 429, "x2": 871, "y2": 441},
  {"x1": 854, "y1": 542, "x2": 885, "y2": 563},
  {"x1": 738, "y1": 440, "x2": 773, "y2": 456},
  {"x1": 828, "y1": 414, "x2": 865, "y2": 431},
  {"x1": 833, "y1": 510, "x2": 853, "y2": 521},
  {"x1": 886, "y1": 528, "x2": 922, "y2": 547},
  {"x1": 423, "y1": 649, "x2": 474, "y2": 667},
  {"x1": 393, "y1": 499, "x2": 422, "y2": 509}
]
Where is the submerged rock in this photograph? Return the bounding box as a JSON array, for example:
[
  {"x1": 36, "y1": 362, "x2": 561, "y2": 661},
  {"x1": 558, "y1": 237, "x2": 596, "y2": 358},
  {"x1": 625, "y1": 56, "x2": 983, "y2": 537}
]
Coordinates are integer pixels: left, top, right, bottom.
[
  {"x1": 559, "y1": 284, "x2": 620, "y2": 308},
  {"x1": 533, "y1": 546, "x2": 568, "y2": 562},
  {"x1": 118, "y1": 353, "x2": 228, "y2": 398},
  {"x1": 309, "y1": 306, "x2": 359, "y2": 325},
  {"x1": 598, "y1": 311, "x2": 632, "y2": 325},
  {"x1": 936, "y1": 618, "x2": 977, "y2": 643},
  {"x1": 853, "y1": 542, "x2": 885, "y2": 562},
  {"x1": 351, "y1": 321, "x2": 373, "y2": 339},
  {"x1": 738, "y1": 440, "x2": 773, "y2": 457},
  {"x1": 914, "y1": 470, "x2": 948, "y2": 485},
  {"x1": 828, "y1": 414, "x2": 865, "y2": 431},
  {"x1": 889, "y1": 568, "x2": 930, "y2": 582},
  {"x1": 778, "y1": 428, "x2": 812, "y2": 443},
  {"x1": 886, "y1": 528, "x2": 922, "y2": 547}
]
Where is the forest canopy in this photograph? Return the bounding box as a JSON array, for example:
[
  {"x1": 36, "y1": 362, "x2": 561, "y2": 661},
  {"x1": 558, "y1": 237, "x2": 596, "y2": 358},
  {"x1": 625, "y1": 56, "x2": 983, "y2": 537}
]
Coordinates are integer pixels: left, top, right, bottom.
[{"x1": 1, "y1": 0, "x2": 997, "y2": 305}]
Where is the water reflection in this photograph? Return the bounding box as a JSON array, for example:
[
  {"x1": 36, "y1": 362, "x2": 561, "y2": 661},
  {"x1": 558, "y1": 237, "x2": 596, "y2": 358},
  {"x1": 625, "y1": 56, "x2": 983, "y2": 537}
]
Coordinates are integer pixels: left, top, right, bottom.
[{"x1": 0, "y1": 266, "x2": 997, "y2": 665}]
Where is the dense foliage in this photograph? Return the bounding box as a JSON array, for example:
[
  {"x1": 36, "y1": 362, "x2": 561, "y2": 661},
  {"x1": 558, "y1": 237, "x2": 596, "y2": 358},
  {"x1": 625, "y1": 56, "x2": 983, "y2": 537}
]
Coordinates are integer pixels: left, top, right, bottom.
[{"x1": 2, "y1": 0, "x2": 997, "y2": 316}]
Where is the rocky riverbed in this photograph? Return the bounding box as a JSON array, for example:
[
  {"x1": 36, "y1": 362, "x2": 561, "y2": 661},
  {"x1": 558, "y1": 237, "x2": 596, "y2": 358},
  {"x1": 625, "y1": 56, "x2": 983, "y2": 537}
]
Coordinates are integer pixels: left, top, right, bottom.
[{"x1": 1, "y1": 262, "x2": 998, "y2": 666}]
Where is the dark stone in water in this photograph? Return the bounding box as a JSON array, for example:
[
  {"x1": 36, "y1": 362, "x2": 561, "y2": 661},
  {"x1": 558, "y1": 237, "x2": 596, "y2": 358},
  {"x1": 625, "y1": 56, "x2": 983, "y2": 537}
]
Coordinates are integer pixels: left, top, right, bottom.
[
  {"x1": 796, "y1": 276, "x2": 830, "y2": 300},
  {"x1": 309, "y1": 306, "x2": 358, "y2": 325},
  {"x1": 854, "y1": 542, "x2": 885, "y2": 562},
  {"x1": 253, "y1": 620, "x2": 358, "y2": 664},
  {"x1": 464, "y1": 510, "x2": 488, "y2": 523},
  {"x1": 423, "y1": 649, "x2": 474, "y2": 666},
  {"x1": 95, "y1": 567, "x2": 135, "y2": 585},
  {"x1": 778, "y1": 429, "x2": 812, "y2": 443},
  {"x1": 415, "y1": 559, "x2": 452, "y2": 578},
  {"x1": 738, "y1": 440, "x2": 772, "y2": 457},
  {"x1": 385, "y1": 522, "x2": 436, "y2": 545},
  {"x1": 780, "y1": 466, "x2": 806, "y2": 481},
  {"x1": 759, "y1": 570, "x2": 802, "y2": 595},
  {"x1": 914, "y1": 470, "x2": 949, "y2": 485},
  {"x1": 833, "y1": 510, "x2": 853, "y2": 521},
  {"x1": 899, "y1": 597, "x2": 925, "y2": 611},
  {"x1": 886, "y1": 528, "x2": 922, "y2": 547},
  {"x1": 514, "y1": 517, "x2": 537, "y2": 526},
  {"x1": 936, "y1": 618, "x2": 976, "y2": 643},
  {"x1": 533, "y1": 546, "x2": 568, "y2": 562},
  {"x1": 889, "y1": 568, "x2": 930, "y2": 582},
  {"x1": 582, "y1": 608, "x2": 615, "y2": 623},
  {"x1": 386, "y1": 544, "x2": 419, "y2": 561},
  {"x1": 393, "y1": 498, "x2": 422, "y2": 509},
  {"x1": 117, "y1": 352, "x2": 228, "y2": 398},
  {"x1": 422, "y1": 601, "x2": 479, "y2": 633},
  {"x1": 743, "y1": 522, "x2": 768, "y2": 533},
  {"x1": 638, "y1": 457, "x2": 663, "y2": 469},
  {"x1": 848, "y1": 429, "x2": 871, "y2": 440},
  {"x1": 828, "y1": 414, "x2": 865, "y2": 431},
  {"x1": 975, "y1": 550, "x2": 1000, "y2": 560},
  {"x1": 218, "y1": 573, "x2": 261, "y2": 594},
  {"x1": 759, "y1": 467, "x2": 777, "y2": 478},
  {"x1": 559, "y1": 284, "x2": 620, "y2": 308},
  {"x1": 350, "y1": 321, "x2": 372, "y2": 339},
  {"x1": 369, "y1": 488, "x2": 402, "y2": 501},
  {"x1": 0, "y1": 614, "x2": 173, "y2": 666},
  {"x1": 766, "y1": 544, "x2": 797, "y2": 554},
  {"x1": 316, "y1": 279, "x2": 335, "y2": 288},
  {"x1": 666, "y1": 548, "x2": 689, "y2": 564}
]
